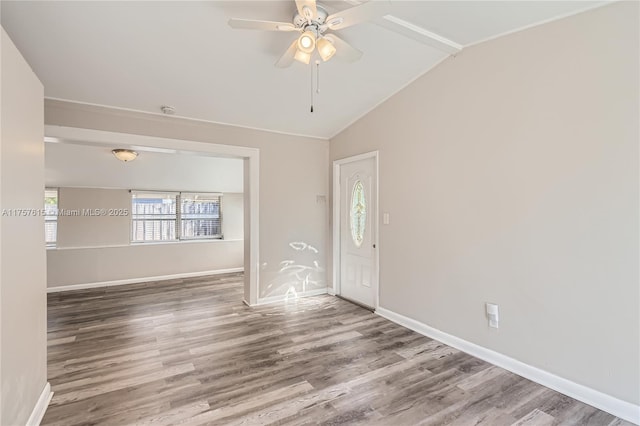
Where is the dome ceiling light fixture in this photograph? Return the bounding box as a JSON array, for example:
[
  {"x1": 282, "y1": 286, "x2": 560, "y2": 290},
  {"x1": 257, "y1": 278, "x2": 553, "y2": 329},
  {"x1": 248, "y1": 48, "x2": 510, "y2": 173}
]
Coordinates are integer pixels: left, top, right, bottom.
[
  {"x1": 228, "y1": 0, "x2": 389, "y2": 67},
  {"x1": 111, "y1": 149, "x2": 138, "y2": 162}
]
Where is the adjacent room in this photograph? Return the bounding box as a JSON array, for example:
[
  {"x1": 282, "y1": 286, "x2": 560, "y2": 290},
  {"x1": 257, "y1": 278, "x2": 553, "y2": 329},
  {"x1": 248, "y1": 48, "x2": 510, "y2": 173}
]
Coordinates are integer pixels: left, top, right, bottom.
[
  {"x1": 45, "y1": 142, "x2": 245, "y2": 291},
  {"x1": 1, "y1": 1, "x2": 638, "y2": 425}
]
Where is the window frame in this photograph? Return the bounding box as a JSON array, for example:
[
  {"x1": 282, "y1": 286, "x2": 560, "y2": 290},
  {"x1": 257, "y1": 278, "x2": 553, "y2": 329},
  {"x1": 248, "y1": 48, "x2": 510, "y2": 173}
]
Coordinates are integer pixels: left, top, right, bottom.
[{"x1": 130, "y1": 190, "x2": 223, "y2": 244}]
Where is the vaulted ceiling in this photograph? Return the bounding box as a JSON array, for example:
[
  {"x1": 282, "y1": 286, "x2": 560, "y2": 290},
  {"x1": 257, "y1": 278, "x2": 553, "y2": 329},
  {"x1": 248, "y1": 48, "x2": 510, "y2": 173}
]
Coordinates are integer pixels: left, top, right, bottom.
[{"x1": 2, "y1": 1, "x2": 606, "y2": 139}]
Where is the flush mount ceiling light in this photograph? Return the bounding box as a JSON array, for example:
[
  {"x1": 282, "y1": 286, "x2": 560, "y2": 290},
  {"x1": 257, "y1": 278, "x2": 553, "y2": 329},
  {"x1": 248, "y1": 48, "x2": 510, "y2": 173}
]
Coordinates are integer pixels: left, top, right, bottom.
[{"x1": 111, "y1": 149, "x2": 138, "y2": 162}]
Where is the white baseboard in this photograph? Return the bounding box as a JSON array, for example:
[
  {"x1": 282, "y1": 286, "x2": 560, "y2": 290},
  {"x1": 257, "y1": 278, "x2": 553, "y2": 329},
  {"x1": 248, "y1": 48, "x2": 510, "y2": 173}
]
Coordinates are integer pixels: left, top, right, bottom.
[
  {"x1": 26, "y1": 382, "x2": 53, "y2": 426},
  {"x1": 376, "y1": 307, "x2": 640, "y2": 425},
  {"x1": 255, "y1": 288, "x2": 328, "y2": 306},
  {"x1": 47, "y1": 268, "x2": 244, "y2": 293}
]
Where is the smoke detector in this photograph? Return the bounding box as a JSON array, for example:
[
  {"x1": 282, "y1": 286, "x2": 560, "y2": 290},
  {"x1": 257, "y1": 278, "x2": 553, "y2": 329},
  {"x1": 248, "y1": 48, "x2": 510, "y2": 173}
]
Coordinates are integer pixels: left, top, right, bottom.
[{"x1": 161, "y1": 105, "x2": 176, "y2": 115}]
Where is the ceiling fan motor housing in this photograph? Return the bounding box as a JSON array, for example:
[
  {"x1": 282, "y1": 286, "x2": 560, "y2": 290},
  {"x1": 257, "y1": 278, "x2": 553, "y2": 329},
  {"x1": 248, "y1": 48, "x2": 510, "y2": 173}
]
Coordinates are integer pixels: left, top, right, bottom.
[{"x1": 293, "y1": 5, "x2": 328, "y2": 33}]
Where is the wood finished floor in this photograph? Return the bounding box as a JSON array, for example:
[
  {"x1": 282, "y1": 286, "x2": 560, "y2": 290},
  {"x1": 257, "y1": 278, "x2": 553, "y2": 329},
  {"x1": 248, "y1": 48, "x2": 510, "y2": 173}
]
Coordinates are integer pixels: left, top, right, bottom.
[{"x1": 44, "y1": 273, "x2": 631, "y2": 426}]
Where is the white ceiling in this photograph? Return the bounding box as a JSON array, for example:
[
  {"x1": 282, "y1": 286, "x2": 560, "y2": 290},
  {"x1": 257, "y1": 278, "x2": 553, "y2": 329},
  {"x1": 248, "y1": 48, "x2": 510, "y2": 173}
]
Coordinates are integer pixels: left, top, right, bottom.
[
  {"x1": 45, "y1": 142, "x2": 244, "y2": 193},
  {"x1": 2, "y1": 1, "x2": 606, "y2": 139}
]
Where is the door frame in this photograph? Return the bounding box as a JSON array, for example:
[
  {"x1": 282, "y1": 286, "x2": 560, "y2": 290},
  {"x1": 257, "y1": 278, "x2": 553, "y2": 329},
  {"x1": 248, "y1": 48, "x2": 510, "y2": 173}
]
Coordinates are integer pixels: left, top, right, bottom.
[{"x1": 332, "y1": 150, "x2": 379, "y2": 310}]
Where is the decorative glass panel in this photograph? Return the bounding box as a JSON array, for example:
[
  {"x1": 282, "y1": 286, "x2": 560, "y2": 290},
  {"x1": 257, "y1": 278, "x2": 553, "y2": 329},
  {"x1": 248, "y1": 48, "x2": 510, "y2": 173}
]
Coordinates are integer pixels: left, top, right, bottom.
[{"x1": 350, "y1": 180, "x2": 366, "y2": 247}]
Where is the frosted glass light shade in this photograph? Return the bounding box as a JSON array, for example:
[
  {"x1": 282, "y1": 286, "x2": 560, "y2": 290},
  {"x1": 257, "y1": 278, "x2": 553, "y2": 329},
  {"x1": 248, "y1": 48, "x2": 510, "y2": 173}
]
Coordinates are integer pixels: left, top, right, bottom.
[
  {"x1": 317, "y1": 37, "x2": 336, "y2": 62},
  {"x1": 297, "y1": 31, "x2": 316, "y2": 54},
  {"x1": 294, "y1": 49, "x2": 311, "y2": 64}
]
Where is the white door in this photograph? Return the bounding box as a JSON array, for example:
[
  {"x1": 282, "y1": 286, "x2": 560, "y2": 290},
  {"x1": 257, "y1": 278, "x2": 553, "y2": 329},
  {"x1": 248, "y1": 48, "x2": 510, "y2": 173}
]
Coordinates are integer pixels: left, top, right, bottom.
[{"x1": 339, "y1": 155, "x2": 377, "y2": 308}]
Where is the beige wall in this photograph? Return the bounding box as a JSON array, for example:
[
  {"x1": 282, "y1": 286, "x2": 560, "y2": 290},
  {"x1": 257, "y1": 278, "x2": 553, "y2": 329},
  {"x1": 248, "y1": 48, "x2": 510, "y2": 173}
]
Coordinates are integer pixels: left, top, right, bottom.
[
  {"x1": 48, "y1": 188, "x2": 244, "y2": 287},
  {"x1": 331, "y1": 2, "x2": 639, "y2": 406},
  {"x1": 223, "y1": 192, "x2": 244, "y2": 241},
  {"x1": 1, "y1": 28, "x2": 47, "y2": 425},
  {"x1": 45, "y1": 101, "x2": 329, "y2": 299}
]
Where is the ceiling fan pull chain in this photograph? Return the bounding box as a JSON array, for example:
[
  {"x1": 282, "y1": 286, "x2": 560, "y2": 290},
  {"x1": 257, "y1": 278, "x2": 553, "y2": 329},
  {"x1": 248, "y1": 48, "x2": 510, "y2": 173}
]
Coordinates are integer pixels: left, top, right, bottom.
[
  {"x1": 310, "y1": 61, "x2": 314, "y2": 113},
  {"x1": 316, "y1": 60, "x2": 320, "y2": 94}
]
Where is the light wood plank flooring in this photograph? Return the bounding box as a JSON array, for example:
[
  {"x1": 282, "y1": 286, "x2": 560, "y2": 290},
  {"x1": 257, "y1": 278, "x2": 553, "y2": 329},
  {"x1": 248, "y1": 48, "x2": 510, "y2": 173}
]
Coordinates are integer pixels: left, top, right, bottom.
[{"x1": 44, "y1": 273, "x2": 630, "y2": 425}]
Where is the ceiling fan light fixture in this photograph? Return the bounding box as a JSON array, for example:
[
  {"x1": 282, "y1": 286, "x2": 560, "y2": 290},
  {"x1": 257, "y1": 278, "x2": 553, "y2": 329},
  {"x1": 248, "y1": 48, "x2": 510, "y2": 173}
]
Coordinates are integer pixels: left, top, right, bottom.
[
  {"x1": 297, "y1": 30, "x2": 316, "y2": 54},
  {"x1": 294, "y1": 48, "x2": 311, "y2": 64},
  {"x1": 317, "y1": 37, "x2": 336, "y2": 62}
]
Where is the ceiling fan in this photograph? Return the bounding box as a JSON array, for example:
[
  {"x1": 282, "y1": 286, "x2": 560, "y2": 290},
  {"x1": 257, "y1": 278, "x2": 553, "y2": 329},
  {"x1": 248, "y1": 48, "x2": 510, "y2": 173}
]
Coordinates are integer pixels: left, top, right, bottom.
[{"x1": 228, "y1": 0, "x2": 386, "y2": 67}]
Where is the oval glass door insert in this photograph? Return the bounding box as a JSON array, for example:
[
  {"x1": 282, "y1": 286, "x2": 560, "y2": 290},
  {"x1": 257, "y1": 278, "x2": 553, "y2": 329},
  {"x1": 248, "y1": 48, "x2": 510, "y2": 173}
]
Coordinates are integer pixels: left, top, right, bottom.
[{"x1": 350, "y1": 180, "x2": 366, "y2": 247}]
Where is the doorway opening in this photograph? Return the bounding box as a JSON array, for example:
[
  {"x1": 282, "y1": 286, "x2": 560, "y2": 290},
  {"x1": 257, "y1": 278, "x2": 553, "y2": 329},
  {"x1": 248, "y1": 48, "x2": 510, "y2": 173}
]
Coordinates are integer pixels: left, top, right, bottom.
[{"x1": 44, "y1": 125, "x2": 260, "y2": 304}]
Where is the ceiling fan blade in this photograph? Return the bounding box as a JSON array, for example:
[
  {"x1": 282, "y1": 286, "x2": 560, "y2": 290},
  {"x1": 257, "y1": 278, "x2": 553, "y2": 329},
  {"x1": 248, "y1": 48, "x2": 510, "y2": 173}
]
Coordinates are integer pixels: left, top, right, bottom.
[
  {"x1": 275, "y1": 40, "x2": 299, "y2": 68},
  {"x1": 324, "y1": 34, "x2": 363, "y2": 63},
  {"x1": 295, "y1": 0, "x2": 318, "y2": 21},
  {"x1": 228, "y1": 18, "x2": 298, "y2": 32},
  {"x1": 325, "y1": 1, "x2": 388, "y2": 31}
]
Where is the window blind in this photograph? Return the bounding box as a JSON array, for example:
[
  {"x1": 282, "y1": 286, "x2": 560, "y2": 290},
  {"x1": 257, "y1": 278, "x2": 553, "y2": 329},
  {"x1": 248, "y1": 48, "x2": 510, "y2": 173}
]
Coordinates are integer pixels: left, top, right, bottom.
[
  {"x1": 131, "y1": 192, "x2": 178, "y2": 242},
  {"x1": 180, "y1": 193, "x2": 222, "y2": 239},
  {"x1": 44, "y1": 188, "x2": 58, "y2": 246},
  {"x1": 131, "y1": 191, "x2": 222, "y2": 243}
]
